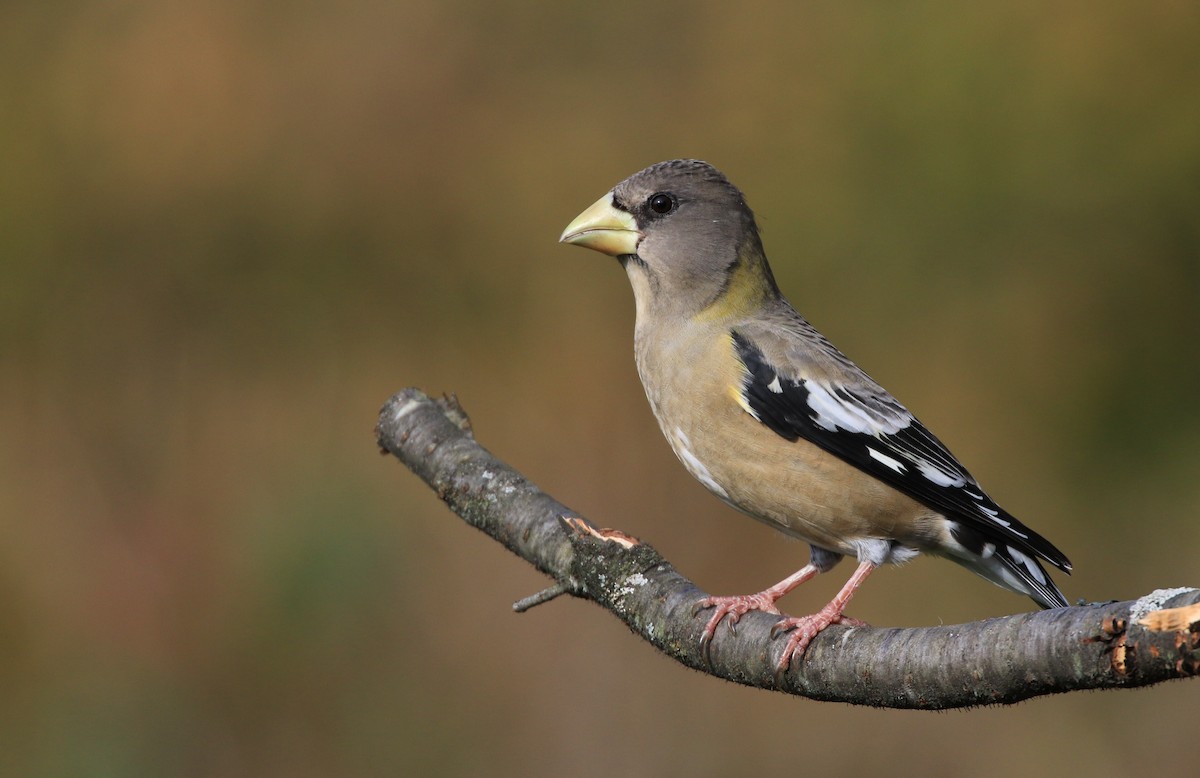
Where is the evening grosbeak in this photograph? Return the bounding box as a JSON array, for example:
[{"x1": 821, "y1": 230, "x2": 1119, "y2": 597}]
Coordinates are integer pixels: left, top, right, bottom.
[{"x1": 559, "y1": 159, "x2": 1071, "y2": 673}]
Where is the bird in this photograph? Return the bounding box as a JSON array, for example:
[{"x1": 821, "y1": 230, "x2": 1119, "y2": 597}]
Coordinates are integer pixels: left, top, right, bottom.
[{"x1": 558, "y1": 159, "x2": 1071, "y2": 673}]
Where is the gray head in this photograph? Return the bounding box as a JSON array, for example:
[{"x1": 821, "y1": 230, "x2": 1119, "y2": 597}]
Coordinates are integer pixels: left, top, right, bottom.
[{"x1": 561, "y1": 159, "x2": 777, "y2": 319}]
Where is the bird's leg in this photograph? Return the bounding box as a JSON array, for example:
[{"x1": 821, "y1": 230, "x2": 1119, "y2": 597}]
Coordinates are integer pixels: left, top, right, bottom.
[
  {"x1": 694, "y1": 562, "x2": 822, "y2": 655},
  {"x1": 769, "y1": 560, "x2": 876, "y2": 675}
]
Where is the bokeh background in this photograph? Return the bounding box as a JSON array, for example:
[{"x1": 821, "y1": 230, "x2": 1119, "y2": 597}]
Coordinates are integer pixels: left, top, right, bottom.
[{"x1": 4, "y1": 2, "x2": 1198, "y2": 775}]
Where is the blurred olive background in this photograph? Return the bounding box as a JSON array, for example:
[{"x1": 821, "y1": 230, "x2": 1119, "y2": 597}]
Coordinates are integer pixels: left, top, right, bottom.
[{"x1": 3, "y1": 1, "x2": 1198, "y2": 776}]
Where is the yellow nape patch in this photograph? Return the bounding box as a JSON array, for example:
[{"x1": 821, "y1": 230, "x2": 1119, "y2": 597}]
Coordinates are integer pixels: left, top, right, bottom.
[{"x1": 695, "y1": 248, "x2": 771, "y2": 323}]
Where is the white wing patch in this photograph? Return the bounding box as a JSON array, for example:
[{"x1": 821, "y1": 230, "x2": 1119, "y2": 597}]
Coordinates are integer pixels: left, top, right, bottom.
[
  {"x1": 804, "y1": 382, "x2": 909, "y2": 435},
  {"x1": 867, "y1": 446, "x2": 906, "y2": 473},
  {"x1": 805, "y1": 379, "x2": 971, "y2": 492},
  {"x1": 916, "y1": 460, "x2": 966, "y2": 488}
]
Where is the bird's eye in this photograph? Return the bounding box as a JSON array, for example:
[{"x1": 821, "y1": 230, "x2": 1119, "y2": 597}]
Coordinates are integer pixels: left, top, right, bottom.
[{"x1": 647, "y1": 193, "x2": 676, "y2": 215}]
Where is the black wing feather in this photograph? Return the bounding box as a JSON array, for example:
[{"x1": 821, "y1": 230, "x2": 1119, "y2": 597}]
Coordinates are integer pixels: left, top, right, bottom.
[{"x1": 732, "y1": 331, "x2": 1072, "y2": 574}]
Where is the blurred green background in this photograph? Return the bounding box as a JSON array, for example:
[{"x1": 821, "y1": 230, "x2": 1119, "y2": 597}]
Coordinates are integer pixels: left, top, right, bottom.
[{"x1": 3, "y1": 1, "x2": 1198, "y2": 775}]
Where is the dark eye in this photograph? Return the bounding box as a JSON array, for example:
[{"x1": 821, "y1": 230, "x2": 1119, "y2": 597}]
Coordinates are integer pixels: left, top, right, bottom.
[{"x1": 647, "y1": 193, "x2": 676, "y2": 215}]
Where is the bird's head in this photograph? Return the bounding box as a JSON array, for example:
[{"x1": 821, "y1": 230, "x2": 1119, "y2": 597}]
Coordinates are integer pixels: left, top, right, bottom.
[{"x1": 560, "y1": 159, "x2": 778, "y2": 322}]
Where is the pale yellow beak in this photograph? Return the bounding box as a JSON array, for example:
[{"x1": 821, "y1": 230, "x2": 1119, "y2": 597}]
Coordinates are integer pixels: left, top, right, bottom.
[{"x1": 559, "y1": 193, "x2": 641, "y2": 257}]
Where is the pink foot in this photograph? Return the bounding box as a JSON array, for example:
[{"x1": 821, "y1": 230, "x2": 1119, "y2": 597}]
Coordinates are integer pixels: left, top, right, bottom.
[
  {"x1": 693, "y1": 561, "x2": 877, "y2": 676},
  {"x1": 769, "y1": 606, "x2": 870, "y2": 674},
  {"x1": 695, "y1": 592, "x2": 784, "y2": 650},
  {"x1": 692, "y1": 563, "x2": 825, "y2": 666}
]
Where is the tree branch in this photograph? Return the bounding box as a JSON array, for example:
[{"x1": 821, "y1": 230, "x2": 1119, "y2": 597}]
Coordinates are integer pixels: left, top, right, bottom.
[{"x1": 376, "y1": 388, "x2": 1200, "y2": 709}]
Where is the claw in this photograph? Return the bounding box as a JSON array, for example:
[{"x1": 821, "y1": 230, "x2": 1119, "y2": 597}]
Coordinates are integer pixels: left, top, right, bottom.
[
  {"x1": 699, "y1": 630, "x2": 715, "y2": 669},
  {"x1": 700, "y1": 607, "x2": 733, "y2": 661}
]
